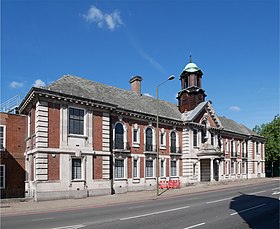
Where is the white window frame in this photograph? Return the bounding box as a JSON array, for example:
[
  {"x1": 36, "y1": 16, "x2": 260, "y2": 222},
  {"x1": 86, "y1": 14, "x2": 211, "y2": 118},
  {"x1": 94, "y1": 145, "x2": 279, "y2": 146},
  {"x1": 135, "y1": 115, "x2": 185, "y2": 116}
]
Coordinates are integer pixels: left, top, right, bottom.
[
  {"x1": 68, "y1": 107, "x2": 86, "y2": 136},
  {"x1": 170, "y1": 130, "x2": 179, "y2": 153},
  {"x1": 132, "y1": 157, "x2": 140, "y2": 179},
  {"x1": 230, "y1": 159, "x2": 235, "y2": 174},
  {"x1": 0, "y1": 164, "x2": 5, "y2": 189},
  {"x1": 145, "y1": 158, "x2": 155, "y2": 178},
  {"x1": 170, "y1": 159, "x2": 178, "y2": 177},
  {"x1": 159, "y1": 128, "x2": 166, "y2": 149},
  {"x1": 132, "y1": 124, "x2": 140, "y2": 147},
  {"x1": 160, "y1": 158, "x2": 166, "y2": 177},
  {"x1": 193, "y1": 128, "x2": 198, "y2": 147},
  {"x1": 144, "y1": 126, "x2": 156, "y2": 152},
  {"x1": 242, "y1": 160, "x2": 247, "y2": 174},
  {"x1": 114, "y1": 157, "x2": 128, "y2": 179},
  {"x1": 256, "y1": 142, "x2": 260, "y2": 155},
  {"x1": 225, "y1": 140, "x2": 228, "y2": 154},
  {"x1": 113, "y1": 121, "x2": 128, "y2": 150},
  {"x1": 71, "y1": 157, "x2": 85, "y2": 181},
  {"x1": 0, "y1": 125, "x2": 6, "y2": 152}
]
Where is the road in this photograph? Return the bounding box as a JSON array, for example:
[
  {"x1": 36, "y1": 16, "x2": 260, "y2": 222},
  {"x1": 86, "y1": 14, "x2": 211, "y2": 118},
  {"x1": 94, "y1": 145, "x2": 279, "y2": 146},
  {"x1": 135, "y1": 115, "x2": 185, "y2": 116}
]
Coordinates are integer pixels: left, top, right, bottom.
[{"x1": 2, "y1": 180, "x2": 279, "y2": 229}]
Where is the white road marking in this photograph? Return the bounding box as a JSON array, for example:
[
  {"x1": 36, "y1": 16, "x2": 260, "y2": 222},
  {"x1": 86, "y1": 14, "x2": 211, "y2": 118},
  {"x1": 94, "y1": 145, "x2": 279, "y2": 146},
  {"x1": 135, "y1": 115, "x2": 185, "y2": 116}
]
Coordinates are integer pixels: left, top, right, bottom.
[
  {"x1": 247, "y1": 190, "x2": 266, "y2": 195},
  {"x1": 184, "y1": 222, "x2": 206, "y2": 229},
  {"x1": 52, "y1": 224, "x2": 86, "y2": 229},
  {"x1": 272, "y1": 191, "x2": 280, "y2": 195},
  {"x1": 230, "y1": 203, "x2": 266, "y2": 216},
  {"x1": 206, "y1": 197, "x2": 235, "y2": 204},
  {"x1": 32, "y1": 217, "x2": 54, "y2": 222},
  {"x1": 272, "y1": 187, "x2": 280, "y2": 191},
  {"x1": 120, "y1": 205, "x2": 190, "y2": 221}
]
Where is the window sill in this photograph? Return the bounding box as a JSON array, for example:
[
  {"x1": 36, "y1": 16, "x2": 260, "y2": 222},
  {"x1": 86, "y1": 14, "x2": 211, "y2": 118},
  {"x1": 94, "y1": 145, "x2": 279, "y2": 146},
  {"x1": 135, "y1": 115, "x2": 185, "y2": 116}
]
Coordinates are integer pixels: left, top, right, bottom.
[
  {"x1": 133, "y1": 143, "x2": 140, "y2": 148},
  {"x1": 115, "y1": 178, "x2": 127, "y2": 181},
  {"x1": 160, "y1": 146, "x2": 166, "y2": 150},
  {"x1": 132, "y1": 178, "x2": 140, "y2": 183},
  {"x1": 71, "y1": 179, "x2": 85, "y2": 182},
  {"x1": 68, "y1": 134, "x2": 88, "y2": 139}
]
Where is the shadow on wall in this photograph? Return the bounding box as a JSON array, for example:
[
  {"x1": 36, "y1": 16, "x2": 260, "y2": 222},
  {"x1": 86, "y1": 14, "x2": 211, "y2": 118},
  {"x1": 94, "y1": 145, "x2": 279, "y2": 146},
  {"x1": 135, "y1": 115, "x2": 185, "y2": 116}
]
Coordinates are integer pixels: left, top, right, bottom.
[
  {"x1": 230, "y1": 193, "x2": 279, "y2": 229},
  {"x1": 0, "y1": 149, "x2": 25, "y2": 198}
]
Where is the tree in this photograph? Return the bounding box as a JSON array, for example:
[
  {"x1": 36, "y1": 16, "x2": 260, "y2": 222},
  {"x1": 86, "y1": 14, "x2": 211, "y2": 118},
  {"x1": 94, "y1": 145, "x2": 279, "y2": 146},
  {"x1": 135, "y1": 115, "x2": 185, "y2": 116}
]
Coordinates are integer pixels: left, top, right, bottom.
[{"x1": 253, "y1": 115, "x2": 280, "y2": 176}]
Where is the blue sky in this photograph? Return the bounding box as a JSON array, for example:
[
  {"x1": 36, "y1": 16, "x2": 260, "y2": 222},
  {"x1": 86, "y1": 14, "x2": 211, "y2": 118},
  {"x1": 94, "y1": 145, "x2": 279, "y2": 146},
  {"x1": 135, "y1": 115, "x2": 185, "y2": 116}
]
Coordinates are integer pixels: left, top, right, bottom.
[{"x1": 1, "y1": 0, "x2": 279, "y2": 129}]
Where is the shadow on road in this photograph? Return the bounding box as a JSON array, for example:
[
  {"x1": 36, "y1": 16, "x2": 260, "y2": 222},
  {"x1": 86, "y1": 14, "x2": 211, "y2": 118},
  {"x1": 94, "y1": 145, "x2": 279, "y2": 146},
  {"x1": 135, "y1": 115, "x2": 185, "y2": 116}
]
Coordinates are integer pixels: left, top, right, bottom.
[{"x1": 229, "y1": 193, "x2": 279, "y2": 229}]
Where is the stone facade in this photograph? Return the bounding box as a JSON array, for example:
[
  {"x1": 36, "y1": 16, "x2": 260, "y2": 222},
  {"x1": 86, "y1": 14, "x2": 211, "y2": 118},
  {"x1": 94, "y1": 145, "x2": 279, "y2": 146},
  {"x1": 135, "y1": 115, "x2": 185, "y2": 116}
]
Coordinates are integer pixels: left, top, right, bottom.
[{"x1": 1, "y1": 60, "x2": 265, "y2": 201}]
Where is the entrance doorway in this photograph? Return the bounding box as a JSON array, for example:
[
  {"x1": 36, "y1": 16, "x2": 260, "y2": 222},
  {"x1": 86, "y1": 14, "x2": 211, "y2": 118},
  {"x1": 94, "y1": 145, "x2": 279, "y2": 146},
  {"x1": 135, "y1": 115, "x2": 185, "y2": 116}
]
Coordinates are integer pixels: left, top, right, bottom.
[{"x1": 200, "y1": 159, "x2": 210, "y2": 182}]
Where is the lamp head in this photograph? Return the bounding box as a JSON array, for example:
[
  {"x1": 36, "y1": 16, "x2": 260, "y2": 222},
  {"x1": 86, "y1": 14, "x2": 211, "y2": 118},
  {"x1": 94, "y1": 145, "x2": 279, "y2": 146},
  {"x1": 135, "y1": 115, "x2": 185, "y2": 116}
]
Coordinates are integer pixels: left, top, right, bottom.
[{"x1": 168, "y1": 75, "x2": 175, "y2": 81}]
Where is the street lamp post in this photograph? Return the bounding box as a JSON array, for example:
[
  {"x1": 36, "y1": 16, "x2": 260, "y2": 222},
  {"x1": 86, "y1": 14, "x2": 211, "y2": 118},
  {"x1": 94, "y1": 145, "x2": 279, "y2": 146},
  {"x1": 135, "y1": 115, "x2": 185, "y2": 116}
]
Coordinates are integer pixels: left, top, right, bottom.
[{"x1": 156, "y1": 75, "x2": 175, "y2": 196}]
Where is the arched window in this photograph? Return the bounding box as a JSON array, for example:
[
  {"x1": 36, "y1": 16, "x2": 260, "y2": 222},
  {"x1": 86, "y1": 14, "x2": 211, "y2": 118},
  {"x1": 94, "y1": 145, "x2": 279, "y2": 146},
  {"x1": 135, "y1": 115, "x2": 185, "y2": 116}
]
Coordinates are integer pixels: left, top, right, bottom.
[
  {"x1": 145, "y1": 128, "x2": 153, "y2": 151},
  {"x1": 115, "y1": 123, "x2": 124, "y2": 149},
  {"x1": 170, "y1": 132, "x2": 177, "y2": 153}
]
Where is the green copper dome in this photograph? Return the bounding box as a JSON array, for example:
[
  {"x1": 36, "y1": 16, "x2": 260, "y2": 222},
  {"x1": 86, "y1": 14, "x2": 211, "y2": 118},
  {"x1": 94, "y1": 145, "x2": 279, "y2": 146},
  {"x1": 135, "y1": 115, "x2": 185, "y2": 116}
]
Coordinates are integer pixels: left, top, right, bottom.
[{"x1": 183, "y1": 62, "x2": 201, "y2": 73}]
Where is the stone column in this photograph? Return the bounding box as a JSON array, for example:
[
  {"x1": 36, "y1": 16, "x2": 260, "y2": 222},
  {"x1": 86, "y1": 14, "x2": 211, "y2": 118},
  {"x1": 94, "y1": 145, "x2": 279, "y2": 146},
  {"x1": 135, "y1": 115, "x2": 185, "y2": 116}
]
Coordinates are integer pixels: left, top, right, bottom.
[{"x1": 210, "y1": 158, "x2": 214, "y2": 181}]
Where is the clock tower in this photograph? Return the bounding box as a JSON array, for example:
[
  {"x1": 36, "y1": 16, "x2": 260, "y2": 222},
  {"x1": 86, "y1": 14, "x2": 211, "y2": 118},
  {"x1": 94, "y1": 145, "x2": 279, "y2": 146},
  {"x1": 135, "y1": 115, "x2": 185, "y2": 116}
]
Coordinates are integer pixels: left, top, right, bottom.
[{"x1": 177, "y1": 56, "x2": 206, "y2": 113}]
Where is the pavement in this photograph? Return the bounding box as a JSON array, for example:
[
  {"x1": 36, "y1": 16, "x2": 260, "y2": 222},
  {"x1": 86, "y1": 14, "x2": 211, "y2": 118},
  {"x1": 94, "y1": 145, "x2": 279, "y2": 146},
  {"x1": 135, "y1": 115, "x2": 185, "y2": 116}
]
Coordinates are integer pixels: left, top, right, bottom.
[{"x1": 1, "y1": 178, "x2": 279, "y2": 216}]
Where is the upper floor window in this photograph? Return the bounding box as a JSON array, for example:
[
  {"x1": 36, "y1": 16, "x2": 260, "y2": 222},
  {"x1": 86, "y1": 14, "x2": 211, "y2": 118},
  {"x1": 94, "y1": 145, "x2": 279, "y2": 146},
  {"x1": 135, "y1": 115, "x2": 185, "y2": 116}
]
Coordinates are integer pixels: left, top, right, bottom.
[
  {"x1": 160, "y1": 128, "x2": 166, "y2": 149},
  {"x1": 210, "y1": 132, "x2": 215, "y2": 146},
  {"x1": 0, "y1": 125, "x2": 6, "y2": 152},
  {"x1": 145, "y1": 127, "x2": 154, "y2": 151},
  {"x1": 170, "y1": 131, "x2": 177, "y2": 153},
  {"x1": 256, "y1": 142, "x2": 259, "y2": 155},
  {"x1": 193, "y1": 129, "x2": 198, "y2": 147},
  {"x1": 115, "y1": 123, "x2": 124, "y2": 149},
  {"x1": 132, "y1": 124, "x2": 140, "y2": 147},
  {"x1": 69, "y1": 108, "x2": 84, "y2": 135},
  {"x1": 230, "y1": 140, "x2": 235, "y2": 157}
]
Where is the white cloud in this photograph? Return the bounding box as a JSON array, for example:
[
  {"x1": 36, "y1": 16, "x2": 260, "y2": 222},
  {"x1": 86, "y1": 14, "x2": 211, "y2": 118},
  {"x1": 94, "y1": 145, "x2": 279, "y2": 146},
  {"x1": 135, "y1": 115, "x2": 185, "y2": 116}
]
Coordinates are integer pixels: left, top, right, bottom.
[
  {"x1": 229, "y1": 106, "x2": 241, "y2": 112},
  {"x1": 33, "y1": 79, "x2": 46, "y2": 87},
  {"x1": 143, "y1": 93, "x2": 153, "y2": 97},
  {"x1": 10, "y1": 81, "x2": 23, "y2": 88},
  {"x1": 83, "y1": 5, "x2": 123, "y2": 31}
]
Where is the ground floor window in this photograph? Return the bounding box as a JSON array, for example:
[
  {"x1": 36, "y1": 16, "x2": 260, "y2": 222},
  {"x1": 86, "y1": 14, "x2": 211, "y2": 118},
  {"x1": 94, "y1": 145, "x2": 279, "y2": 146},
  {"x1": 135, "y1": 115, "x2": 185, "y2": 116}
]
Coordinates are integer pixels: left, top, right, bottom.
[
  {"x1": 242, "y1": 160, "x2": 247, "y2": 174},
  {"x1": 171, "y1": 160, "x2": 177, "y2": 176},
  {"x1": 230, "y1": 160, "x2": 235, "y2": 174},
  {"x1": 72, "y1": 158, "x2": 82, "y2": 180},
  {"x1": 115, "y1": 159, "x2": 124, "y2": 178},
  {"x1": 160, "y1": 160, "x2": 165, "y2": 177},
  {"x1": 146, "y1": 159, "x2": 154, "y2": 177},
  {"x1": 0, "y1": 165, "x2": 5, "y2": 189},
  {"x1": 133, "y1": 159, "x2": 138, "y2": 178}
]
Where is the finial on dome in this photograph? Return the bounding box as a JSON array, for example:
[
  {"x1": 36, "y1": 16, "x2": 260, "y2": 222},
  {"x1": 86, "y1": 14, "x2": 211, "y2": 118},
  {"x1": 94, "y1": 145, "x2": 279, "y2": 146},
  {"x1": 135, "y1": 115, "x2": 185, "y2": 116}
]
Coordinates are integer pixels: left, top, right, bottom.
[{"x1": 189, "y1": 52, "x2": 192, "y2": 63}]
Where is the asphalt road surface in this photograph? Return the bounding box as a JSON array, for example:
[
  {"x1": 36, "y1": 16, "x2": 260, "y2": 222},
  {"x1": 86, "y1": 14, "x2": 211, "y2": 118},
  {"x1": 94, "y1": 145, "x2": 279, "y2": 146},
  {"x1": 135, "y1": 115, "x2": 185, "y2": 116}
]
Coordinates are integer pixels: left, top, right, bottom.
[{"x1": 2, "y1": 180, "x2": 279, "y2": 229}]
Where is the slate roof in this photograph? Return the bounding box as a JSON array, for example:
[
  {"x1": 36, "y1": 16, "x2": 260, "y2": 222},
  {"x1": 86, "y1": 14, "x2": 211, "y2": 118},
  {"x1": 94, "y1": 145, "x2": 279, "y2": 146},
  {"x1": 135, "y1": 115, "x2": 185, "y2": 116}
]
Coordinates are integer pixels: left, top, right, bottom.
[
  {"x1": 42, "y1": 75, "x2": 261, "y2": 138},
  {"x1": 45, "y1": 75, "x2": 182, "y2": 121},
  {"x1": 219, "y1": 116, "x2": 260, "y2": 137}
]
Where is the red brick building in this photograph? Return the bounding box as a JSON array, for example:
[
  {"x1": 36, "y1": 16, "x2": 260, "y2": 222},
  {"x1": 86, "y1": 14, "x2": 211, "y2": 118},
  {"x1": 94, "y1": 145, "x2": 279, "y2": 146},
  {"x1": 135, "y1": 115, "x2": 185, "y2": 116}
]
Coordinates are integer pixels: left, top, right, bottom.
[
  {"x1": 0, "y1": 113, "x2": 27, "y2": 198},
  {"x1": 13, "y1": 59, "x2": 265, "y2": 201}
]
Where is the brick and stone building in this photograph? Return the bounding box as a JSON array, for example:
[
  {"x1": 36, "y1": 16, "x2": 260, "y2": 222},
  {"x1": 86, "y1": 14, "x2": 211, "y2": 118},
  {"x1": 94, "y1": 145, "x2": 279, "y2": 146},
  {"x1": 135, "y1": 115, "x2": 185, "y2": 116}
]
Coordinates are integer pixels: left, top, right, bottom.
[{"x1": 14, "y1": 59, "x2": 265, "y2": 201}]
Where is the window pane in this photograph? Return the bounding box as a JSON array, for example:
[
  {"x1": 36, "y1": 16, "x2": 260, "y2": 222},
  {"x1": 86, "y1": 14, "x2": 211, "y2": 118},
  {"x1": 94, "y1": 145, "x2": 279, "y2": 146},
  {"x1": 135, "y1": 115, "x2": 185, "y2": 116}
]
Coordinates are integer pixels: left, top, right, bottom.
[
  {"x1": 146, "y1": 160, "x2": 153, "y2": 177},
  {"x1": 133, "y1": 129, "x2": 138, "y2": 143},
  {"x1": 115, "y1": 159, "x2": 124, "y2": 178},
  {"x1": 69, "y1": 108, "x2": 84, "y2": 135},
  {"x1": 133, "y1": 159, "x2": 137, "y2": 178},
  {"x1": 72, "y1": 159, "x2": 81, "y2": 180},
  {"x1": 171, "y1": 161, "x2": 177, "y2": 176},
  {"x1": 193, "y1": 129, "x2": 198, "y2": 147},
  {"x1": 171, "y1": 132, "x2": 176, "y2": 153}
]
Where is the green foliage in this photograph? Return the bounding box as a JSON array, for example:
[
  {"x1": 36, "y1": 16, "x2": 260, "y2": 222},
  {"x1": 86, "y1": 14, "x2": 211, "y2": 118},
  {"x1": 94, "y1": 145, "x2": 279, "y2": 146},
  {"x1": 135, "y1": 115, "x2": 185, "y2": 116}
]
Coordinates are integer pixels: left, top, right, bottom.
[{"x1": 253, "y1": 115, "x2": 280, "y2": 162}]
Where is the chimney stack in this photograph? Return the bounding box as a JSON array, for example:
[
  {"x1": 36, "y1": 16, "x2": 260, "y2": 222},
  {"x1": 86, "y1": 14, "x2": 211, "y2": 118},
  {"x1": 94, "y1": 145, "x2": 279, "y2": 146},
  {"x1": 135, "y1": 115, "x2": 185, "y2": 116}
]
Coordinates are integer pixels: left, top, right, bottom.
[{"x1": 129, "y1": 76, "x2": 143, "y2": 96}]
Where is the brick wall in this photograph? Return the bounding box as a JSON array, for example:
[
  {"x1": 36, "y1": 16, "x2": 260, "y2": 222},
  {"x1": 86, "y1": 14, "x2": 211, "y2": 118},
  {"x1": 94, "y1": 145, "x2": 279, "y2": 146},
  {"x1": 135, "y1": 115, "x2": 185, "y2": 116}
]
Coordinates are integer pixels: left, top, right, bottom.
[
  {"x1": 93, "y1": 155, "x2": 103, "y2": 179},
  {"x1": 48, "y1": 153, "x2": 60, "y2": 180},
  {"x1": 93, "y1": 112, "x2": 103, "y2": 151},
  {"x1": 48, "y1": 103, "x2": 60, "y2": 148},
  {"x1": 0, "y1": 113, "x2": 27, "y2": 198}
]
